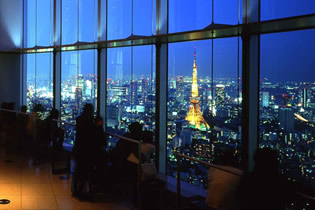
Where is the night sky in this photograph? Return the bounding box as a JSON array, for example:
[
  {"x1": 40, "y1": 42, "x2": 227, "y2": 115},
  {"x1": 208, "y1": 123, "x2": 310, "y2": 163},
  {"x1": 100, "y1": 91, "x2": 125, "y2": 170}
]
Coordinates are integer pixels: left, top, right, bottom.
[{"x1": 27, "y1": 0, "x2": 315, "y2": 83}]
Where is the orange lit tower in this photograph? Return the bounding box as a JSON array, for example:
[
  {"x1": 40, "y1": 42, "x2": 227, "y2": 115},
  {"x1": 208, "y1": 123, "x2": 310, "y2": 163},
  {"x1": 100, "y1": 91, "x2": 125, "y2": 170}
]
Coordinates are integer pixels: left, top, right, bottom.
[{"x1": 185, "y1": 49, "x2": 210, "y2": 130}]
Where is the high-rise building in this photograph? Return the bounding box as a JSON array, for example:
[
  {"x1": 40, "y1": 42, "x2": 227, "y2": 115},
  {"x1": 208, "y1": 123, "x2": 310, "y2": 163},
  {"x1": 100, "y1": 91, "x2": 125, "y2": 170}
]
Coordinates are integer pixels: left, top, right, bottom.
[
  {"x1": 107, "y1": 104, "x2": 121, "y2": 128},
  {"x1": 75, "y1": 87, "x2": 82, "y2": 110},
  {"x1": 303, "y1": 88, "x2": 308, "y2": 108},
  {"x1": 185, "y1": 50, "x2": 210, "y2": 130},
  {"x1": 215, "y1": 84, "x2": 225, "y2": 107},
  {"x1": 279, "y1": 107, "x2": 295, "y2": 131},
  {"x1": 262, "y1": 91, "x2": 269, "y2": 107}
]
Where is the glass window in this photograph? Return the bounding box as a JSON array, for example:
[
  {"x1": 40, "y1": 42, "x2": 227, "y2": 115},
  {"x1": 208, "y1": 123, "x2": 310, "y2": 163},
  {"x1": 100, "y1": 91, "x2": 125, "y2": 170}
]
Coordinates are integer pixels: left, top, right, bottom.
[
  {"x1": 169, "y1": 0, "x2": 212, "y2": 33},
  {"x1": 106, "y1": 45, "x2": 155, "y2": 150},
  {"x1": 61, "y1": 50, "x2": 97, "y2": 144},
  {"x1": 107, "y1": 0, "x2": 156, "y2": 40},
  {"x1": 260, "y1": 30, "x2": 315, "y2": 188},
  {"x1": 168, "y1": 41, "x2": 212, "y2": 188},
  {"x1": 24, "y1": 0, "x2": 36, "y2": 48},
  {"x1": 79, "y1": 0, "x2": 97, "y2": 42},
  {"x1": 62, "y1": 0, "x2": 78, "y2": 45},
  {"x1": 107, "y1": 0, "x2": 132, "y2": 40},
  {"x1": 26, "y1": 54, "x2": 36, "y2": 110},
  {"x1": 133, "y1": 0, "x2": 156, "y2": 36},
  {"x1": 261, "y1": 0, "x2": 315, "y2": 21},
  {"x1": 24, "y1": 0, "x2": 53, "y2": 47},
  {"x1": 26, "y1": 53, "x2": 53, "y2": 117},
  {"x1": 214, "y1": 0, "x2": 240, "y2": 25},
  {"x1": 213, "y1": 37, "x2": 242, "y2": 155},
  {"x1": 167, "y1": 38, "x2": 242, "y2": 188},
  {"x1": 37, "y1": 0, "x2": 53, "y2": 46}
]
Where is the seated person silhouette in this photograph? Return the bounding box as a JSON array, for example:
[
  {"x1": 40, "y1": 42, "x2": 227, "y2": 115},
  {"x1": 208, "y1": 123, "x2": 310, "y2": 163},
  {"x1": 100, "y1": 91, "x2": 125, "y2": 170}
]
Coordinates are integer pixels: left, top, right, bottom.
[{"x1": 237, "y1": 147, "x2": 295, "y2": 210}]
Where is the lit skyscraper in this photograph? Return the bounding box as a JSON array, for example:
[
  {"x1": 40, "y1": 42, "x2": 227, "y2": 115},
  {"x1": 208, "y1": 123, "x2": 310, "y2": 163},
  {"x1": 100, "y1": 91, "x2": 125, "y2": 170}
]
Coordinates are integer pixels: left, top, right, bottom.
[
  {"x1": 215, "y1": 84, "x2": 225, "y2": 107},
  {"x1": 303, "y1": 88, "x2": 308, "y2": 108},
  {"x1": 279, "y1": 107, "x2": 295, "y2": 131},
  {"x1": 262, "y1": 91, "x2": 269, "y2": 107}
]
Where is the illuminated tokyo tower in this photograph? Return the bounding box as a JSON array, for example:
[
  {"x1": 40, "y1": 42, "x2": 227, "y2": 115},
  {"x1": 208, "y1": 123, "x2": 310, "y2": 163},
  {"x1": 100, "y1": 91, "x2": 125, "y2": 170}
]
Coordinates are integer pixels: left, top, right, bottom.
[{"x1": 185, "y1": 49, "x2": 210, "y2": 130}]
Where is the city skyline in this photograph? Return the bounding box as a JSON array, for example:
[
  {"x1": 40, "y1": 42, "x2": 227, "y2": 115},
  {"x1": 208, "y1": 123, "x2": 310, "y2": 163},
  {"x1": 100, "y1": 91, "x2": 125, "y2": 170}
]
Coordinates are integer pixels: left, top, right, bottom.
[{"x1": 23, "y1": 2, "x2": 315, "y2": 207}]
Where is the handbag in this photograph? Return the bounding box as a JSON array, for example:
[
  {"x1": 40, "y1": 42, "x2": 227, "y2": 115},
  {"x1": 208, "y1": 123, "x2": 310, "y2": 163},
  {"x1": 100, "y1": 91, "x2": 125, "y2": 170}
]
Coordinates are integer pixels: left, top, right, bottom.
[{"x1": 141, "y1": 160, "x2": 157, "y2": 182}]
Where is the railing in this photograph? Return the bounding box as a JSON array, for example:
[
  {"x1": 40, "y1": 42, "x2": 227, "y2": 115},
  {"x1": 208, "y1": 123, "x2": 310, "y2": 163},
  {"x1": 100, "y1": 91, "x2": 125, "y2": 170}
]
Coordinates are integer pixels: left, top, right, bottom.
[
  {"x1": 175, "y1": 153, "x2": 242, "y2": 210},
  {"x1": 0, "y1": 108, "x2": 39, "y2": 149},
  {"x1": 175, "y1": 153, "x2": 315, "y2": 210},
  {"x1": 52, "y1": 119, "x2": 76, "y2": 127}
]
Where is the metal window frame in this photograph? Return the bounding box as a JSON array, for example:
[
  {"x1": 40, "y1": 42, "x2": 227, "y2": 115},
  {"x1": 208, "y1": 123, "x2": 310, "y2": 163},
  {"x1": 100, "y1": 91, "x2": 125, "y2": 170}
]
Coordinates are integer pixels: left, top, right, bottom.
[{"x1": 12, "y1": 0, "x2": 315, "y2": 176}]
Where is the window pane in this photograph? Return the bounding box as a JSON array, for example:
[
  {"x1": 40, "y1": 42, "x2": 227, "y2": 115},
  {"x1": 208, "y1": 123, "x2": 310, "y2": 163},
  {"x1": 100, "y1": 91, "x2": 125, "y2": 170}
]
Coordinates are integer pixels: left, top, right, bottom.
[
  {"x1": 214, "y1": 0, "x2": 240, "y2": 25},
  {"x1": 62, "y1": 0, "x2": 78, "y2": 45},
  {"x1": 169, "y1": 0, "x2": 212, "y2": 33},
  {"x1": 36, "y1": 53, "x2": 53, "y2": 117},
  {"x1": 106, "y1": 47, "x2": 131, "y2": 148},
  {"x1": 213, "y1": 37, "x2": 242, "y2": 154},
  {"x1": 99, "y1": 0, "x2": 107, "y2": 40},
  {"x1": 260, "y1": 30, "x2": 315, "y2": 189},
  {"x1": 79, "y1": 0, "x2": 97, "y2": 42},
  {"x1": 61, "y1": 50, "x2": 97, "y2": 144},
  {"x1": 261, "y1": 0, "x2": 315, "y2": 21},
  {"x1": 107, "y1": 0, "x2": 131, "y2": 40},
  {"x1": 25, "y1": 0, "x2": 36, "y2": 48},
  {"x1": 37, "y1": 0, "x2": 53, "y2": 46},
  {"x1": 26, "y1": 53, "x2": 53, "y2": 117},
  {"x1": 26, "y1": 54, "x2": 36, "y2": 111},
  {"x1": 167, "y1": 38, "x2": 242, "y2": 188},
  {"x1": 132, "y1": 45, "x2": 156, "y2": 129},
  {"x1": 133, "y1": 0, "x2": 155, "y2": 36},
  {"x1": 106, "y1": 46, "x2": 155, "y2": 150},
  {"x1": 168, "y1": 41, "x2": 212, "y2": 188}
]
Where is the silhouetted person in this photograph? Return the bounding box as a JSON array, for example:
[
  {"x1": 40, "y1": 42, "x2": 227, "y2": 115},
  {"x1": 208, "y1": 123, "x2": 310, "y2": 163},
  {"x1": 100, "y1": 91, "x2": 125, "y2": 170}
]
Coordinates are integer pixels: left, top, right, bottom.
[
  {"x1": 72, "y1": 103, "x2": 95, "y2": 200},
  {"x1": 112, "y1": 122, "x2": 142, "y2": 179},
  {"x1": 91, "y1": 116, "x2": 108, "y2": 193},
  {"x1": 205, "y1": 148, "x2": 242, "y2": 210},
  {"x1": 237, "y1": 147, "x2": 295, "y2": 210},
  {"x1": 140, "y1": 130, "x2": 161, "y2": 210},
  {"x1": 111, "y1": 122, "x2": 142, "y2": 205},
  {"x1": 141, "y1": 130, "x2": 155, "y2": 162}
]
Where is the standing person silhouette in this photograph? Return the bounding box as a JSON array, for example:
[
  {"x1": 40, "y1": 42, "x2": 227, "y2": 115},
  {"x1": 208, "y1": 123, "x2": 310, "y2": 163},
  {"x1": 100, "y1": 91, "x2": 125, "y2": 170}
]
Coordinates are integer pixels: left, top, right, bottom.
[{"x1": 72, "y1": 103, "x2": 95, "y2": 200}]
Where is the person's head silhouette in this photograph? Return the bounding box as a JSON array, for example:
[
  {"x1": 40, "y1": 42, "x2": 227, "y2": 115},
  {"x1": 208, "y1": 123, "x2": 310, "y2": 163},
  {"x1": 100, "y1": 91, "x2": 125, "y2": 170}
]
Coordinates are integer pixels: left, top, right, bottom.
[
  {"x1": 128, "y1": 122, "x2": 142, "y2": 136},
  {"x1": 49, "y1": 108, "x2": 59, "y2": 120},
  {"x1": 82, "y1": 103, "x2": 94, "y2": 118},
  {"x1": 254, "y1": 147, "x2": 279, "y2": 173}
]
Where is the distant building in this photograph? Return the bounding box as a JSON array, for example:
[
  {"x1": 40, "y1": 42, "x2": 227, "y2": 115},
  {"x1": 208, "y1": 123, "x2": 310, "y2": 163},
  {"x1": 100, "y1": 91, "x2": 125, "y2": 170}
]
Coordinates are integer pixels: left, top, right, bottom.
[
  {"x1": 303, "y1": 88, "x2": 308, "y2": 108},
  {"x1": 215, "y1": 84, "x2": 225, "y2": 107},
  {"x1": 75, "y1": 87, "x2": 82, "y2": 110},
  {"x1": 107, "y1": 105, "x2": 121, "y2": 128},
  {"x1": 262, "y1": 91, "x2": 269, "y2": 107},
  {"x1": 279, "y1": 107, "x2": 295, "y2": 131}
]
